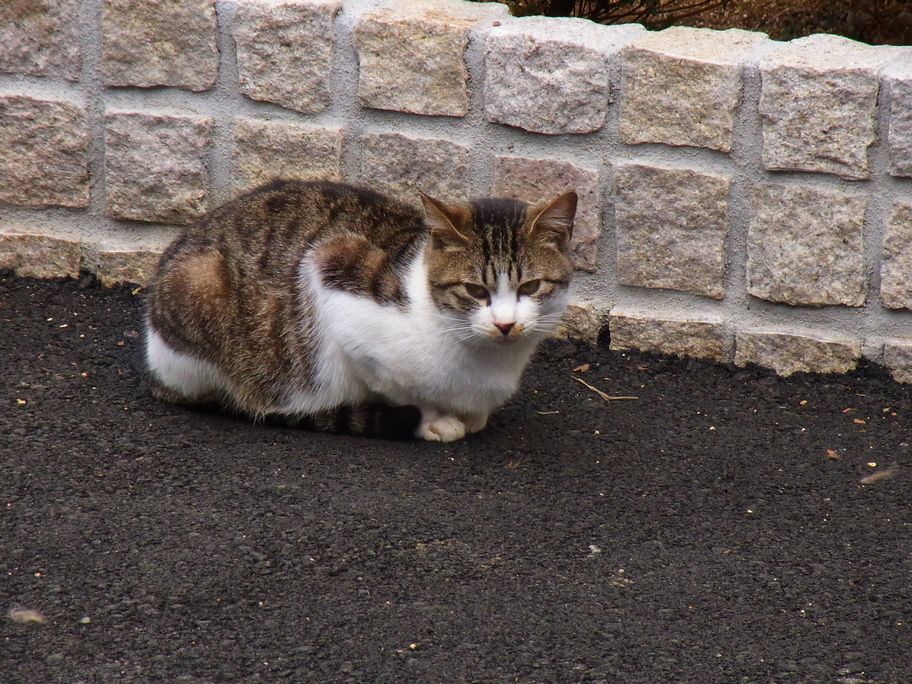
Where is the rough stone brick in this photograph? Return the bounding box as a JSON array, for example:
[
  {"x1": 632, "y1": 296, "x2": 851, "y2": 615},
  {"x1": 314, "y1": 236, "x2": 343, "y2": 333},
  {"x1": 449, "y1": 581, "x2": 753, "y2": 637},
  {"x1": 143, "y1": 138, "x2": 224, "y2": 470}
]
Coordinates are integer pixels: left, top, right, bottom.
[
  {"x1": 233, "y1": 0, "x2": 341, "y2": 114},
  {"x1": 233, "y1": 118, "x2": 342, "y2": 192},
  {"x1": 0, "y1": 95, "x2": 89, "y2": 208},
  {"x1": 883, "y1": 340, "x2": 912, "y2": 384},
  {"x1": 105, "y1": 111, "x2": 213, "y2": 225},
  {"x1": 356, "y1": 0, "x2": 506, "y2": 117},
  {"x1": 614, "y1": 163, "x2": 730, "y2": 299},
  {"x1": 887, "y1": 60, "x2": 912, "y2": 177},
  {"x1": 881, "y1": 201, "x2": 912, "y2": 310},
  {"x1": 358, "y1": 131, "x2": 471, "y2": 204},
  {"x1": 553, "y1": 302, "x2": 608, "y2": 345},
  {"x1": 609, "y1": 309, "x2": 727, "y2": 361},
  {"x1": 735, "y1": 329, "x2": 860, "y2": 376},
  {"x1": 101, "y1": 0, "x2": 218, "y2": 91},
  {"x1": 485, "y1": 17, "x2": 643, "y2": 135},
  {"x1": 0, "y1": 231, "x2": 83, "y2": 279},
  {"x1": 759, "y1": 35, "x2": 901, "y2": 180},
  {"x1": 0, "y1": 0, "x2": 81, "y2": 80},
  {"x1": 747, "y1": 183, "x2": 866, "y2": 307},
  {"x1": 96, "y1": 248, "x2": 164, "y2": 287},
  {"x1": 493, "y1": 155, "x2": 600, "y2": 272},
  {"x1": 620, "y1": 27, "x2": 767, "y2": 152}
]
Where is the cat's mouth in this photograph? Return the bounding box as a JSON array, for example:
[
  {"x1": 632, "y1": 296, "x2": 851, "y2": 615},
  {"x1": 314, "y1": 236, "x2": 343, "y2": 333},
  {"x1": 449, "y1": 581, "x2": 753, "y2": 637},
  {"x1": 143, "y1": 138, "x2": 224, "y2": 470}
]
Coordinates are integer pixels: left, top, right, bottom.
[{"x1": 489, "y1": 327, "x2": 525, "y2": 343}]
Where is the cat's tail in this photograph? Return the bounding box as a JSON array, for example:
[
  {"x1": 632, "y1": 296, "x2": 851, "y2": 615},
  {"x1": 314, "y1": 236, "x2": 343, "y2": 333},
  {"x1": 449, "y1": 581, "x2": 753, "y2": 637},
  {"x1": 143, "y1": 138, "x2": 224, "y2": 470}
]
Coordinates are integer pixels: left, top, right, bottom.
[{"x1": 283, "y1": 404, "x2": 422, "y2": 440}]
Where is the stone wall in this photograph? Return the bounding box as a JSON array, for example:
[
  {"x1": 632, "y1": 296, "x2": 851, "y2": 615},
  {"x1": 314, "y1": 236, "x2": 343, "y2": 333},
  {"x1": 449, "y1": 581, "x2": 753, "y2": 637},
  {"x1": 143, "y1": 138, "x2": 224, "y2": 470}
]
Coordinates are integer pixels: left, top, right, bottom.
[{"x1": 1, "y1": 0, "x2": 912, "y2": 381}]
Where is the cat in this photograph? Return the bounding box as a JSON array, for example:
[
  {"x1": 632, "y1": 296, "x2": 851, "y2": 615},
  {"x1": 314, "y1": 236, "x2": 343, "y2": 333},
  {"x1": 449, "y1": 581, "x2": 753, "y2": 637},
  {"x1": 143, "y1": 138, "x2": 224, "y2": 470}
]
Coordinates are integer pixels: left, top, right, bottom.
[{"x1": 144, "y1": 179, "x2": 577, "y2": 441}]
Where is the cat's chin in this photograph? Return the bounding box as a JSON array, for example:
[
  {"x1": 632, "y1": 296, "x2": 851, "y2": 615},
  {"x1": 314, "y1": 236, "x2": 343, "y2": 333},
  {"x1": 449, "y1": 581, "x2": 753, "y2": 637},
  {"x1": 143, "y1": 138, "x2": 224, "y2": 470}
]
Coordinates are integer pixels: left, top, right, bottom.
[
  {"x1": 487, "y1": 332, "x2": 540, "y2": 348},
  {"x1": 452, "y1": 333, "x2": 524, "y2": 347}
]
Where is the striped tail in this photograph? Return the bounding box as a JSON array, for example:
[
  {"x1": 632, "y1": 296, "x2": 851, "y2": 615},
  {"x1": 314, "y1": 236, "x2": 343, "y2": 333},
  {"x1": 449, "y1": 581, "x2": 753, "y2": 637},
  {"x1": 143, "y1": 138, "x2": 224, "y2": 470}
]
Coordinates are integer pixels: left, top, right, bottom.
[
  {"x1": 282, "y1": 404, "x2": 422, "y2": 440},
  {"x1": 148, "y1": 374, "x2": 421, "y2": 439}
]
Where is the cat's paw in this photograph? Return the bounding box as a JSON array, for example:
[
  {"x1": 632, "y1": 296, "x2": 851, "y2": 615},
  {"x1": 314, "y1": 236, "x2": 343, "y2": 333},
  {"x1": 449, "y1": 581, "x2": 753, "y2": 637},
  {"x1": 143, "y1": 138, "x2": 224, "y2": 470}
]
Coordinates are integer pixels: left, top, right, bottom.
[
  {"x1": 461, "y1": 413, "x2": 489, "y2": 434},
  {"x1": 416, "y1": 414, "x2": 466, "y2": 442}
]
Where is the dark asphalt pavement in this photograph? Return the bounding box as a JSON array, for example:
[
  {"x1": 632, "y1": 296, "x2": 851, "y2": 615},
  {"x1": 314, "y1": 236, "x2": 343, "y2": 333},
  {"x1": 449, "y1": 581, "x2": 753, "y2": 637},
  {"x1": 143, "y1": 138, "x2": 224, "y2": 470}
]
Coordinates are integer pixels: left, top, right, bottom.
[{"x1": 2, "y1": 274, "x2": 911, "y2": 683}]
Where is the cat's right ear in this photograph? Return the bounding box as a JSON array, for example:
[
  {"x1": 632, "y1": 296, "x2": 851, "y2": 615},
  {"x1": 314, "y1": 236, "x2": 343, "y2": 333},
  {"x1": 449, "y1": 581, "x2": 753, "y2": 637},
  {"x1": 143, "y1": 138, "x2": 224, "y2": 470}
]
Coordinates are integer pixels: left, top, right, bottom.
[
  {"x1": 419, "y1": 192, "x2": 470, "y2": 251},
  {"x1": 527, "y1": 190, "x2": 577, "y2": 249}
]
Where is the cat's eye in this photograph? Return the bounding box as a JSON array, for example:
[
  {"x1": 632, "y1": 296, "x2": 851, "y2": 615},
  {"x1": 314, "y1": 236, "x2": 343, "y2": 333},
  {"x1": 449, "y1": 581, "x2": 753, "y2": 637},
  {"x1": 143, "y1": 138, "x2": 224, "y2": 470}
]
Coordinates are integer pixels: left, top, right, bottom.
[
  {"x1": 464, "y1": 283, "x2": 489, "y2": 300},
  {"x1": 517, "y1": 279, "x2": 541, "y2": 296}
]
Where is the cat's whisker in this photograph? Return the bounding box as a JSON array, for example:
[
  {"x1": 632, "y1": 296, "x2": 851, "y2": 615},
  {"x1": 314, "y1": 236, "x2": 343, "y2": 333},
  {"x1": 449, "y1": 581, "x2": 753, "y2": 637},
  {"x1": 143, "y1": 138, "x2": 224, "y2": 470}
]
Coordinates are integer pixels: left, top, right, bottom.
[
  {"x1": 455, "y1": 331, "x2": 481, "y2": 344},
  {"x1": 529, "y1": 322, "x2": 564, "y2": 333}
]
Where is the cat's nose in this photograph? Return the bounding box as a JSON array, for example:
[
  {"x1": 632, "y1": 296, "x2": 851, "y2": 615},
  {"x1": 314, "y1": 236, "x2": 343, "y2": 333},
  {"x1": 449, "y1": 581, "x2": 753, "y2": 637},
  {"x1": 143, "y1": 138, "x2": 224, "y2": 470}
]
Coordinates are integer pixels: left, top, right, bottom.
[{"x1": 495, "y1": 322, "x2": 514, "y2": 336}]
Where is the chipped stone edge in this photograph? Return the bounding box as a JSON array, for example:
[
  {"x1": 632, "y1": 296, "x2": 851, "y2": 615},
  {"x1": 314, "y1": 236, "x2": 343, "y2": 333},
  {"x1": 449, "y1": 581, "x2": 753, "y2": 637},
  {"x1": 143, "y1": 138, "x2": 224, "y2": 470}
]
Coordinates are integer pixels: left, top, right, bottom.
[
  {"x1": 552, "y1": 302, "x2": 610, "y2": 345},
  {"x1": 607, "y1": 308, "x2": 730, "y2": 362},
  {"x1": 734, "y1": 328, "x2": 862, "y2": 377},
  {"x1": 883, "y1": 340, "x2": 912, "y2": 384}
]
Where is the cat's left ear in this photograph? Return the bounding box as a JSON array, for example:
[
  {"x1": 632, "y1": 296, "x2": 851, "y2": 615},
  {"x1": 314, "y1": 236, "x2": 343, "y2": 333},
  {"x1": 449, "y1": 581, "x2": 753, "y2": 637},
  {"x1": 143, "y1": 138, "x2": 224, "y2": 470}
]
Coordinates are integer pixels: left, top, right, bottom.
[
  {"x1": 527, "y1": 191, "x2": 577, "y2": 249},
  {"x1": 419, "y1": 192, "x2": 471, "y2": 251}
]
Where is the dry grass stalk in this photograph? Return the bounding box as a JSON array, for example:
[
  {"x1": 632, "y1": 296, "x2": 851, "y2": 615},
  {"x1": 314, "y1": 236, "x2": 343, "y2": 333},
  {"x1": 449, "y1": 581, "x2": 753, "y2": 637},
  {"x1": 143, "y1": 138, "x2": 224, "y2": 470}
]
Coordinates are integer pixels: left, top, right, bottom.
[
  {"x1": 572, "y1": 375, "x2": 639, "y2": 401},
  {"x1": 8, "y1": 607, "x2": 47, "y2": 625}
]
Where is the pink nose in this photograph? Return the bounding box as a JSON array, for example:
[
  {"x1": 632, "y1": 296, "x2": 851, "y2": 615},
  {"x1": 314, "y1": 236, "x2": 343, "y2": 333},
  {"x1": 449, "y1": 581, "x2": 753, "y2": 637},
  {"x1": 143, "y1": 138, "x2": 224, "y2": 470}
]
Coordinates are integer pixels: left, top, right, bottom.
[{"x1": 495, "y1": 322, "x2": 514, "y2": 336}]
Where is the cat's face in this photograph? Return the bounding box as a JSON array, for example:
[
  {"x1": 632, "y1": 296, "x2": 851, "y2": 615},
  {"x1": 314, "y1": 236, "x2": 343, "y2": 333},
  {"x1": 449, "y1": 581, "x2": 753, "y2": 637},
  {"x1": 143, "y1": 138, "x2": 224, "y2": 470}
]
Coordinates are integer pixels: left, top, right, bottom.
[{"x1": 421, "y1": 191, "x2": 577, "y2": 344}]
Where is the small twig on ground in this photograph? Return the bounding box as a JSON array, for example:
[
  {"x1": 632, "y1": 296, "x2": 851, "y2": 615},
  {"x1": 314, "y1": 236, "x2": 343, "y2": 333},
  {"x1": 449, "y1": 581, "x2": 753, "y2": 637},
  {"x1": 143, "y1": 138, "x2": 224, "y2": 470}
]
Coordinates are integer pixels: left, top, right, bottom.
[
  {"x1": 8, "y1": 607, "x2": 47, "y2": 625},
  {"x1": 571, "y1": 376, "x2": 638, "y2": 401},
  {"x1": 859, "y1": 466, "x2": 900, "y2": 485}
]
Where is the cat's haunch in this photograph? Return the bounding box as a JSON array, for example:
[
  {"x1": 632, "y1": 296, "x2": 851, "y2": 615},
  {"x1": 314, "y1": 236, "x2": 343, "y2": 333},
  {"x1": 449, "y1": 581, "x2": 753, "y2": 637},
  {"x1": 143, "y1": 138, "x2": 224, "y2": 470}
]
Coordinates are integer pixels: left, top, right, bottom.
[{"x1": 145, "y1": 179, "x2": 577, "y2": 441}]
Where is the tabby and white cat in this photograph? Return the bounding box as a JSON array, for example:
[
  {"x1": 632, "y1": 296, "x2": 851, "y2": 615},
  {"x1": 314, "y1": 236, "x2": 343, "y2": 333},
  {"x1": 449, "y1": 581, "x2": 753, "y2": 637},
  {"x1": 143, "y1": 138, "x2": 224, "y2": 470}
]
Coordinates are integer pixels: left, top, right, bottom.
[{"x1": 145, "y1": 180, "x2": 577, "y2": 441}]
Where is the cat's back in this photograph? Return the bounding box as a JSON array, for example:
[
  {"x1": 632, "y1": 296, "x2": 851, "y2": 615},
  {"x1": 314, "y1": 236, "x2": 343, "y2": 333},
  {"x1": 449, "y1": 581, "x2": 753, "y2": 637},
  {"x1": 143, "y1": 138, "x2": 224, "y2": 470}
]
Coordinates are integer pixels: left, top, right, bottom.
[
  {"x1": 150, "y1": 179, "x2": 427, "y2": 313},
  {"x1": 165, "y1": 179, "x2": 423, "y2": 279}
]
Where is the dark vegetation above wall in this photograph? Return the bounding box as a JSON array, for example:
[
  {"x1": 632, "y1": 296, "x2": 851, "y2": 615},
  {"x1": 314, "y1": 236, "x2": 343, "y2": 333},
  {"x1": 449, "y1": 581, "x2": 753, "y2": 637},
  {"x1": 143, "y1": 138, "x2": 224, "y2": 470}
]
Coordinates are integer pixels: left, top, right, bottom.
[
  {"x1": 490, "y1": 0, "x2": 729, "y2": 30},
  {"x1": 473, "y1": 0, "x2": 912, "y2": 45}
]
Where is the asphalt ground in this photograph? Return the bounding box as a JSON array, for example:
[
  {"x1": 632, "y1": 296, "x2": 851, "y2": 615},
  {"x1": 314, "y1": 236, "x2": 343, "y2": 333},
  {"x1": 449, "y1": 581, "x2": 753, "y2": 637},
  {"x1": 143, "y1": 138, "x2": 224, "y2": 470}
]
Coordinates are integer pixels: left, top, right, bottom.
[{"x1": 2, "y1": 273, "x2": 910, "y2": 683}]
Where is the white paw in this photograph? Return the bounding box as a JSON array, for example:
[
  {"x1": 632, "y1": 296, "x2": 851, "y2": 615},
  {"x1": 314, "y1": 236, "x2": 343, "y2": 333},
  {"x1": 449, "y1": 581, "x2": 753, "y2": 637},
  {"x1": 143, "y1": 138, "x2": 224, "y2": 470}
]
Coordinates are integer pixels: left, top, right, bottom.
[
  {"x1": 461, "y1": 413, "x2": 489, "y2": 434},
  {"x1": 416, "y1": 414, "x2": 467, "y2": 442}
]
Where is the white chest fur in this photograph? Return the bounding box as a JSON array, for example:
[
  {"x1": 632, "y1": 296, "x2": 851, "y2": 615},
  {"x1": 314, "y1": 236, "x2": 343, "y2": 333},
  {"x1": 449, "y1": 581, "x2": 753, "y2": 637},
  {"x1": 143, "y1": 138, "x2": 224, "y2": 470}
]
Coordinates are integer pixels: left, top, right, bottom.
[{"x1": 294, "y1": 252, "x2": 543, "y2": 417}]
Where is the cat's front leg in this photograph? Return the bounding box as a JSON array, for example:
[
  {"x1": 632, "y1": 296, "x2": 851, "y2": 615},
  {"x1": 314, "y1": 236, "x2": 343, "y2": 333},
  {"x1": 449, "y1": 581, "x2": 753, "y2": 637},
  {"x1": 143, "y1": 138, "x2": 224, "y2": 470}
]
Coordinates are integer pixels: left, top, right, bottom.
[{"x1": 415, "y1": 407, "x2": 467, "y2": 443}]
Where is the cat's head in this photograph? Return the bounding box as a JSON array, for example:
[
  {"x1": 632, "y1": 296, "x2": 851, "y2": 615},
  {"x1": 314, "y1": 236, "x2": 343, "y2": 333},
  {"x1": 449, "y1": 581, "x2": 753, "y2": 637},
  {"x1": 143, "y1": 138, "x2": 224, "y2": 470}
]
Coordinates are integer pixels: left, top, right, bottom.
[{"x1": 420, "y1": 190, "x2": 577, "y2": 345}]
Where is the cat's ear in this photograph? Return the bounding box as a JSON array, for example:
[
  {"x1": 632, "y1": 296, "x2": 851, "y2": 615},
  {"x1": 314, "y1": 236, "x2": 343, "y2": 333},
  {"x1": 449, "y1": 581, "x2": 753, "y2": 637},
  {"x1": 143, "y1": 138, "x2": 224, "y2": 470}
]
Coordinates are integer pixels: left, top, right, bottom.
[
  {"x1": 419, "y1": 192, "x2": 470, "y2": 251},
  {"x1": 527, "y1": 191, "x2": 577, "y2": 249}
]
